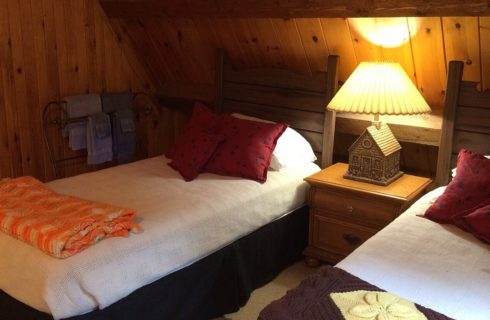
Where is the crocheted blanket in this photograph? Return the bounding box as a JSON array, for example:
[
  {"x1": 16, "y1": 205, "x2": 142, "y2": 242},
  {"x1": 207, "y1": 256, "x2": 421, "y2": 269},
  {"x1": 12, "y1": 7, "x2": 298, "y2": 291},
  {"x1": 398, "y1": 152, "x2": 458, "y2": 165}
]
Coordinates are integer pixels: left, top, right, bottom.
[
  {"x1": 259, "y1": 266, "x2": 453, "y2": 320},
  {"x1": 0, "y1": 176, "x2": 140, "y2": 258}
]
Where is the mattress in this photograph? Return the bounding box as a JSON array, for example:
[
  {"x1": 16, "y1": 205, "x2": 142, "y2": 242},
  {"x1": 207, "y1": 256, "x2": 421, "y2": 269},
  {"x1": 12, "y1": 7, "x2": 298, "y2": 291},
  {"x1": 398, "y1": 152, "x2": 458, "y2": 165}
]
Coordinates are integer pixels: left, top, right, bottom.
[
  {"x1": 337, "y1": 187, "x2": 490, "y2": 320},
  {"x1": 0, "y1": 156, "x2": 320, "y2": 319}
]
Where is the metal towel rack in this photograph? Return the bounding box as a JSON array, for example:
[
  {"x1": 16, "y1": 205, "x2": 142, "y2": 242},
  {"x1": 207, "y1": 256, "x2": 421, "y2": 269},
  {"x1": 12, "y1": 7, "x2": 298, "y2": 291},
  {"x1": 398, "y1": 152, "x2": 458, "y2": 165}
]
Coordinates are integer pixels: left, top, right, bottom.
[{"x1": 42, "y1": 92, "x2": 158, "y2": 178}]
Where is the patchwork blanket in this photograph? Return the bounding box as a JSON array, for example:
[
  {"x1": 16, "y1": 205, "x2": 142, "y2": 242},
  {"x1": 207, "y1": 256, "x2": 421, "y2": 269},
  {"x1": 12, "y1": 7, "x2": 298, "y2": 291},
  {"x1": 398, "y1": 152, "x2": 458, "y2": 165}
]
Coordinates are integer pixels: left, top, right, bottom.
[
  {"x1": 0, "y1": 176, "x2": 140, "y2": 258},
  {"x1": 259, "y1": 266, "x2": 453, "y2": 320}
]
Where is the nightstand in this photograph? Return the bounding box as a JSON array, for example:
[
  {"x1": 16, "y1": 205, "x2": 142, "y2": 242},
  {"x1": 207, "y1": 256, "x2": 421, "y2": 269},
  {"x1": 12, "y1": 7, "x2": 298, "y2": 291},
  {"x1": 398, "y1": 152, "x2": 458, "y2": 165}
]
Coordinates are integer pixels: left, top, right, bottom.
[{"x1": 303, "y1": 162, "x2": 432, "y2": 266}]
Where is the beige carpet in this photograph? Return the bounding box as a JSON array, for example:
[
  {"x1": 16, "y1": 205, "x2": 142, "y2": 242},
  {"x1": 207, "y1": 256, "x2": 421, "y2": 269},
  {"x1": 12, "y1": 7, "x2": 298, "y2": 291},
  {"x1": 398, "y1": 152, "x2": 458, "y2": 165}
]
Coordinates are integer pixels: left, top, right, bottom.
[{"x1": 215, "y1": 261, "x2": 318, "y2": 320}]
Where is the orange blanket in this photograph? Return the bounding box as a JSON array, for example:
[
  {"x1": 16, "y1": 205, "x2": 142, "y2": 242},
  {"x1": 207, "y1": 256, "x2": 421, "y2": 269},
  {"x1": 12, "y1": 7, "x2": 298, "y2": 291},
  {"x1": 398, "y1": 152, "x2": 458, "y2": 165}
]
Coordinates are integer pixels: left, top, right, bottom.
[{"x1": 0, "y1": 176, "x2": 140, "y2": 258}]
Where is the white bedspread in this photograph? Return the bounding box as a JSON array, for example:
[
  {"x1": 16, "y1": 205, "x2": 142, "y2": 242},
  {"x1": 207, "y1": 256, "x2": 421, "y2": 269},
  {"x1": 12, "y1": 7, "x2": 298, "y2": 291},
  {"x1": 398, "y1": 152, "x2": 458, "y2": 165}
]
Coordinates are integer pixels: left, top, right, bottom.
[
  {"x1": 0, "y1": 157, "x2": 320, "y2": 319},
  {"x1": 338, "y1": 187, "x2": 490, "y2": 320}
]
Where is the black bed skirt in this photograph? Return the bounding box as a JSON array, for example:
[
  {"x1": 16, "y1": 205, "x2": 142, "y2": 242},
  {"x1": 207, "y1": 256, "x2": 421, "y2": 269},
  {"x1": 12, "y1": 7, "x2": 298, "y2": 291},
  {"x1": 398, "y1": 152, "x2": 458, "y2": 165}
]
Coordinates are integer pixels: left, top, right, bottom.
[{"x1": 1, "y1": 206, "x2": 309, "y2": 320}]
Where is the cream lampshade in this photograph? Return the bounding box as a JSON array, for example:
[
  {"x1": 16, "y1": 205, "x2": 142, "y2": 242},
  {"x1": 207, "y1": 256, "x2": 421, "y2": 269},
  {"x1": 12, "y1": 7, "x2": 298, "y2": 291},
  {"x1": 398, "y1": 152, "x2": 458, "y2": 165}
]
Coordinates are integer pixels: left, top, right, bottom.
[{"x1": 327, "y1": 62, "x2": 431, "y2": 185}]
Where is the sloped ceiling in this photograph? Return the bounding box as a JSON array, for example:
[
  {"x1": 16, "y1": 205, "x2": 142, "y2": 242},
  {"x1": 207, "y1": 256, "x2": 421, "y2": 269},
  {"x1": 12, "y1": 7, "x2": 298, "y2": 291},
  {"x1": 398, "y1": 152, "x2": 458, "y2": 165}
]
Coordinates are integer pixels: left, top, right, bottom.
[{"x1": 100, "y1": 1, "x2": 490, "y2": 109}]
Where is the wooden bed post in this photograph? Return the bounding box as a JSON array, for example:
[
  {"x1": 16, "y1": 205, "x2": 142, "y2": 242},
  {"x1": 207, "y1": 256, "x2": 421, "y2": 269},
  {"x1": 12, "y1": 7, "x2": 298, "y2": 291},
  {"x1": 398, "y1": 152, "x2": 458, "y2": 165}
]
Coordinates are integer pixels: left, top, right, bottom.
[
  {"x1": 322, "y1": 55, "x2": 339, "y2": 168},
  {"x1": 215, "y1": 48, "x2": 225, "y2": 113},
  {"x1": 435, "y1": 60, "x2": 464, "y2": 187}
]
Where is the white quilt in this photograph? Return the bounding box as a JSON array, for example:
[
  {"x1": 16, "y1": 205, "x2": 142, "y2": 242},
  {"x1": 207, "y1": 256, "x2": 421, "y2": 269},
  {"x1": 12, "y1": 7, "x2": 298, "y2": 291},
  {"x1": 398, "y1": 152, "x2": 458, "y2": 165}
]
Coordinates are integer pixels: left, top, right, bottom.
[
  {"x1": 0, "y1": 157, "x2": 320, "y2": 319},
  {"x1": 338, "y1": 187, "x2": 490, "y2": 320}
]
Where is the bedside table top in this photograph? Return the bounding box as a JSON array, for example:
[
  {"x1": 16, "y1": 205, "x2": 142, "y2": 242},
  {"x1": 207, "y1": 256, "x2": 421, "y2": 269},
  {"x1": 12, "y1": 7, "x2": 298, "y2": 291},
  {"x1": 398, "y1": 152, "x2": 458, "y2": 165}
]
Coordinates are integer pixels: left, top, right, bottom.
[{"x1": 305, "y1": 163, "x2": 432, "y2": 203}]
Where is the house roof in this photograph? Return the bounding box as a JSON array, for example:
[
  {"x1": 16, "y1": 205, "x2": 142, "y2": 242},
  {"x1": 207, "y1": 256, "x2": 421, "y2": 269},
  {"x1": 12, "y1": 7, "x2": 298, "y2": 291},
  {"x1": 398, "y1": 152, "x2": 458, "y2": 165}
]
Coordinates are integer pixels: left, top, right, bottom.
[{"x1": 366, "y1": 123, "x2": 401, "y2": 156}]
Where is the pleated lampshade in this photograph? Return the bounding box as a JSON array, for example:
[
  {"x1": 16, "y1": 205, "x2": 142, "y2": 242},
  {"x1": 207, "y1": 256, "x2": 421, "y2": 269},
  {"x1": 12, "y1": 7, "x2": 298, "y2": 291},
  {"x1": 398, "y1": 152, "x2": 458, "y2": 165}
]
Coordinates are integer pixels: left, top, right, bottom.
[
  {"x1": 326, "y1": 61, "x2": 430, "y2": 186},
  {"x1": 327, "y1": 62, "x2": 431, "y2": 115}
]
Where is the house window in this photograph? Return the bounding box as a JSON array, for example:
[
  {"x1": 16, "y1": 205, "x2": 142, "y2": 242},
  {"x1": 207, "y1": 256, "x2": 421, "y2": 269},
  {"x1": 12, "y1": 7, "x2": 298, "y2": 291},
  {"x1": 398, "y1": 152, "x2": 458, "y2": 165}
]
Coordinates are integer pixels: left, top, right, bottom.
[{"x1": 352, "y1": 155, "x2": 359, "y2": 165}]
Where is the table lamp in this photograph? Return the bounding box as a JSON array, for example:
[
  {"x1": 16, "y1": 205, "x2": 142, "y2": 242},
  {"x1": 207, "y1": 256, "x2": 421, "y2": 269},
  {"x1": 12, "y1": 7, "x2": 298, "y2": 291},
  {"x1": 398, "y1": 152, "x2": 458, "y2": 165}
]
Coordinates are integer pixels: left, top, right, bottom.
[{"x1": 327, "y1": 62, "x2": 431, "y2": 185}]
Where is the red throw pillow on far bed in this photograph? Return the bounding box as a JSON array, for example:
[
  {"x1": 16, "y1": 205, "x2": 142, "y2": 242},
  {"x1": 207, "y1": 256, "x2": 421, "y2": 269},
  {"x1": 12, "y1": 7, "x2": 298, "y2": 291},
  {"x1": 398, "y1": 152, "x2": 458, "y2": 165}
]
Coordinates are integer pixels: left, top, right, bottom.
[
  {"x1": 204, "y1": 115, "x2": 287, "y2": 183},
  {"x1": 166, "y1": 102, "x2": 220, "y2": 159},
  {"x1": 463, "y1": 203, "x2": 490, "y2": 244},
  {"x1": 424, "y1": 149, "x2": 490, "y2": 223},
  {"x1": 169, "y1": 131, "x2": 225, "y2": 181}
]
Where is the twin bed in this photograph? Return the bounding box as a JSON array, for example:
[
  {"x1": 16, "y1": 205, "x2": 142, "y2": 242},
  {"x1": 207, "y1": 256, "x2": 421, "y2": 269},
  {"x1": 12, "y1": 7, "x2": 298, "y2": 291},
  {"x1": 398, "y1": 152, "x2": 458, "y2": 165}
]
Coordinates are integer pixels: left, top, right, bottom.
[
  {"x1": 0, "y1": 50, "x2": 339, "y2": 319},
  {"x1": 1, "y1": 53, "x2": 489, "y2": 320}
]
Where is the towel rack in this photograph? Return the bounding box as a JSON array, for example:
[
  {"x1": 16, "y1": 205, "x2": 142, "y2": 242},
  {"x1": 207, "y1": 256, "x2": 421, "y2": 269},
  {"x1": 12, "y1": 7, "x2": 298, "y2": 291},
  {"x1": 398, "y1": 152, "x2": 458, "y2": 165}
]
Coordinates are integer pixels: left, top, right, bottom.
[{"x1": 42, "y1": 92, "x2": 159, "y2": 178}]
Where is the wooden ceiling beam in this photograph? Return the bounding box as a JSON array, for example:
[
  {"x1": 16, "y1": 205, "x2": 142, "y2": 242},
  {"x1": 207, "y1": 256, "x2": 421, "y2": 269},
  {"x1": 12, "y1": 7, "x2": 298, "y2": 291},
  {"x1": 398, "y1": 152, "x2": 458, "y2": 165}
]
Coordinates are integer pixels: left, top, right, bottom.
[{"x1": 100, "y1": 0, "x2": 490, "y2": 18}]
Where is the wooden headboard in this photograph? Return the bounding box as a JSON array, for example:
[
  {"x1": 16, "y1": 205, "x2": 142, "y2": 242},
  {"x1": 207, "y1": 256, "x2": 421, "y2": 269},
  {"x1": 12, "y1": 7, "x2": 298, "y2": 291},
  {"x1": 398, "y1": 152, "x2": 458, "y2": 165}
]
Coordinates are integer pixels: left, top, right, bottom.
[
  {"x1": 215, "y1": 48, "x2": 339, "y2": 168},
  {"x1": 435, "y1": 61, "x2": 490, "y2": 186}
]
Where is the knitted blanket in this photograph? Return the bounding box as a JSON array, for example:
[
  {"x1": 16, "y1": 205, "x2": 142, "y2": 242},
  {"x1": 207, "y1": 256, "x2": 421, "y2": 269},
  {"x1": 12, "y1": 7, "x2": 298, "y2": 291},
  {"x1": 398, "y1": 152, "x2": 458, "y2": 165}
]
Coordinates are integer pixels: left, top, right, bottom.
[
  {"x1": 259, "y1": 266, "x2": 453, "y2": 320},
  {"x1": 0, "y1": 176, "x2": 140, "y2": 258}
]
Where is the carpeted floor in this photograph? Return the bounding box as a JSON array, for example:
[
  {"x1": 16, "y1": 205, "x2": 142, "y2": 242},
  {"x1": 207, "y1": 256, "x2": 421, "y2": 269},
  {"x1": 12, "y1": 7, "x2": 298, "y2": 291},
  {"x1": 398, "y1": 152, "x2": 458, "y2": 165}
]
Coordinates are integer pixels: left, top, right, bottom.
[{"x1": 214, "y1": 261, "x2": 318, "y2": 320}]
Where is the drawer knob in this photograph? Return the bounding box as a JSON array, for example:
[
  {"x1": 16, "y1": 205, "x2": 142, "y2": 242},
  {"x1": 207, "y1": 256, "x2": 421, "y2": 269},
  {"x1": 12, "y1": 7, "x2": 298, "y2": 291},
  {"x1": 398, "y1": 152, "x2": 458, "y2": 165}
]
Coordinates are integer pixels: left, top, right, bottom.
[
  {"x1": 346, "y1": 205, "x2": 354, "y2": 213},
  {"x1": 343, "y1": 233, "x2": 362, "y2": 246}
]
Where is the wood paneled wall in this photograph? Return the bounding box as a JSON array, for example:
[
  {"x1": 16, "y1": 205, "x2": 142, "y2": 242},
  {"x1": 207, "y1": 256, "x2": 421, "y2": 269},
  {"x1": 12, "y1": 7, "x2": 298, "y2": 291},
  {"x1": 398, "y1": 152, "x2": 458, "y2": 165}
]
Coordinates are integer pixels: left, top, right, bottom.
[
  {"x1": 0, "y1": 0, "x2": 158, "y2": 181},
  {"x1": 4, "y1": 1, "x2": 490, "y2": 181}
]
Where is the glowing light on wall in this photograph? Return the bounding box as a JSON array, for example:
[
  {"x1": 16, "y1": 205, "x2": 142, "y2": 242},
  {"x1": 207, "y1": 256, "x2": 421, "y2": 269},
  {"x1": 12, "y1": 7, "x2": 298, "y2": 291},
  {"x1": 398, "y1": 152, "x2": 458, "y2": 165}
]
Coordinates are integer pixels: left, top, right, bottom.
[{"x1": 349, "y1": 18, "x2": 419, "y2": 48}]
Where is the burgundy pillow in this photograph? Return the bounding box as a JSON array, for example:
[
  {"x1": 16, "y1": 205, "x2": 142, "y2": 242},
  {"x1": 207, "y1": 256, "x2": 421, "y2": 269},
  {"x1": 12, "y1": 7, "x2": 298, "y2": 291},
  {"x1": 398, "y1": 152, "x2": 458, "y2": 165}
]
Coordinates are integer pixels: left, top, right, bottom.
[
  {"x1": 463, "y1": 204, "x2": 490, "y2": 244},
  {"x1": 204, "y1": 115, "x2": 287, "y2": 183},
  {"x1": 169, "y1": 131, "x2": 225, "y2": 181},
  {"x1": 424, "y1": 149, "x2": 490, "y2": 223},
  {"x1": 450, "y1": 198, "x2": 490, "y2": 232},
  {"x1": 166, "y1": 102, "x2": 220, "y2": 158}
]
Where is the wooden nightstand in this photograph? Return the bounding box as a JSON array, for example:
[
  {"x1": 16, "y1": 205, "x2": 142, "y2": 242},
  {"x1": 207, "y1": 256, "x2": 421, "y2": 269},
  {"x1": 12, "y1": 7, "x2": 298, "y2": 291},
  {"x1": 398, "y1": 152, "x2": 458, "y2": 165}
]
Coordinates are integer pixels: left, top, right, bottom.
[{"x1": 303, "y1": 162, "x2": 432, "y2": 266}]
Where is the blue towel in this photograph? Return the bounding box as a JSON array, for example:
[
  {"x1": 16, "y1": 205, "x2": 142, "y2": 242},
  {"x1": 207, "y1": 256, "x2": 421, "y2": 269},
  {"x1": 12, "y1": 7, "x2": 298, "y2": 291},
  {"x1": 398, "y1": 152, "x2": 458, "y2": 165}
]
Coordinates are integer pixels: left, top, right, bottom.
[
  {"x1": 87, "y1": 112, "x2": 113, "y2": 165},
  {"x1": 101, "y1": 91, "x2": 133, "y2": 113},
  {"x1": 63, "y1": 94, "x2": 102, "y2": 150},
  {"x1": 112, "y1": 108, "x2": 136, "y2": 163},
  {"x1": 68, "y1": 122, "x2": 87, "y2": 151}
]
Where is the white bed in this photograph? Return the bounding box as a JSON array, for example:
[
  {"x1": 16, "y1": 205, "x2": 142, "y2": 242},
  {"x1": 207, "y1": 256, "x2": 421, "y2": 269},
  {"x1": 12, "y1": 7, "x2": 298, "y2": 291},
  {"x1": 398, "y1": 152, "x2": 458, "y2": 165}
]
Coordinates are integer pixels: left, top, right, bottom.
[
  {"x1": 0, "y1": 156, "x2": 320, "y2": 319},
  {"x1": 338, "y1": 60, "x2": 490, "y2": 320},
  {"x1": 337, "y1": 186, "x2": 490, "y2": 320}
]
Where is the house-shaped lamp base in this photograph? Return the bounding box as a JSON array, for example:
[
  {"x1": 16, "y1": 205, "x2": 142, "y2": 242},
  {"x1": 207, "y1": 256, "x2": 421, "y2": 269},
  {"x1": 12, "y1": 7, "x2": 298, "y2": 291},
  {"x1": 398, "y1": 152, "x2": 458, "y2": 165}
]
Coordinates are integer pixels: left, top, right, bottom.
[{"x1": 344, "y1": 123, "x2": 404, "y2": 186}]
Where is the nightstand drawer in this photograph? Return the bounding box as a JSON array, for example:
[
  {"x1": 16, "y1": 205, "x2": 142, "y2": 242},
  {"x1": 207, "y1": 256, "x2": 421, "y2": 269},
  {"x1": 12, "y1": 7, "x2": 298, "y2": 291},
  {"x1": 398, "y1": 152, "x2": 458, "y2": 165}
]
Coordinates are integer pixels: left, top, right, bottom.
[
  {"x1": 312, "y1": 213, "x2": 376, "y2": 256},
  {"x1": 310, "y1": 188, "x2": 398, "y2": 227}
]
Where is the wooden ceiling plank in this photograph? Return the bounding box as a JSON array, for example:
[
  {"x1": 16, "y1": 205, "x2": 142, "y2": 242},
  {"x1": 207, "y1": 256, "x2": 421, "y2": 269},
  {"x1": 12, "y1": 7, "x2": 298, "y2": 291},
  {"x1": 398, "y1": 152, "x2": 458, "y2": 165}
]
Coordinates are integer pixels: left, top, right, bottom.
[
  {"x1": 319, "y1": 18, "x2": 358, "y2": 82},
  {"x1": 442, "y1": 17, "x2": 481, "y2": 87},
  {"x1": 295, "y1": 18, "x2": 330, "y2": 73},
  {"x1": 408, "y1": 17, "x2": 447, "y2": 109},
  {"x1": 270, "y1": 18, "x2": 312, "y2": 75}
]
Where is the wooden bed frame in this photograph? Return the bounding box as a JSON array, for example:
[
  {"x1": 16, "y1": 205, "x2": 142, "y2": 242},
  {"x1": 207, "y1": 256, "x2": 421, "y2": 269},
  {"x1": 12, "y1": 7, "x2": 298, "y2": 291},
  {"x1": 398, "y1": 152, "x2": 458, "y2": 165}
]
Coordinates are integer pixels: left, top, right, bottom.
[
  {"x1": 1, "y1": 49, "x2": 340, "y2": 320},
  {"x1": 436, "y1": 60, "x2": 490, "y2": 186}
]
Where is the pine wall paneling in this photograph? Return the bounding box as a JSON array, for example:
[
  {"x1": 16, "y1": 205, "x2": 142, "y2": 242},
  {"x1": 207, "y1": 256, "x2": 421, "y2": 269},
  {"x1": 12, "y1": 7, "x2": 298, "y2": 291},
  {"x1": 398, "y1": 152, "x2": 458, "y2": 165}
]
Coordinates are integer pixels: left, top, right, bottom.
[
  {"x1": 4, "y1": 0, "x2": 490, "y2": 180},
  {"x1": 0, "y1": 0, "x2": 157, "y2": 181}
]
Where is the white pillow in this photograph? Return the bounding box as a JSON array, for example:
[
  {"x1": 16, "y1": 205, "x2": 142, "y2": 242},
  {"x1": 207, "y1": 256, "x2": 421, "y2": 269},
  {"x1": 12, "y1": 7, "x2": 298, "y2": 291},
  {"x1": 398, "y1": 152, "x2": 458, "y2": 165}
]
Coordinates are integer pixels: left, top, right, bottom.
[
  {"x1": 231, "y1": 113, "x2": 317, "y2": 170},
  {"x1": 452, "y1": 155, "x2": 490, "y2": 177}
]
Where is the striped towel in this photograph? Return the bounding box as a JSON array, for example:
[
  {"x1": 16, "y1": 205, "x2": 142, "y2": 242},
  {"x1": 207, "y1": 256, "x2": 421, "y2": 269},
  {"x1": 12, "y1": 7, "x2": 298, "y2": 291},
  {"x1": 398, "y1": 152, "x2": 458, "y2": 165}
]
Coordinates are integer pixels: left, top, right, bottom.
[{"x1": 0, "y1": 176, "x2": 141, "y2": 258}]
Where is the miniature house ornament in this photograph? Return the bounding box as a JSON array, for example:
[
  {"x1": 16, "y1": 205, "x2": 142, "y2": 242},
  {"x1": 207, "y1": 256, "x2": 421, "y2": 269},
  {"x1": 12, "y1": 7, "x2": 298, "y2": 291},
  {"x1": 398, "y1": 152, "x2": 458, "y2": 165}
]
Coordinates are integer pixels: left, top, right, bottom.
[{"x1": 327, "y1": 62, "x2": 431, "y2": 185}]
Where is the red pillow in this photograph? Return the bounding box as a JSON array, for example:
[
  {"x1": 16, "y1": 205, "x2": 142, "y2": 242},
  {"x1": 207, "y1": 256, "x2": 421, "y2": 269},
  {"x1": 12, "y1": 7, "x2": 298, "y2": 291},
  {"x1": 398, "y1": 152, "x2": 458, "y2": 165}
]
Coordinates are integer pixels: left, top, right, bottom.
[
  {"x1": 463, "y1": 204, "x2": 490, "y2": 244},
  {"x1": 424, "y1": 149, "x2": 490, "y2": 223},
  {"x1": 204, "y1": 115, "x2": 287, "y2": 183},
  {"x1": 450, "y1": 198, "x2": 490, "y2": 232},
  {"x1": 166, "y1": 102, "x2": 220, "y2": 158},
  {"x1": 169, "y1": 131, "x2": 225, "y2": 181}
]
